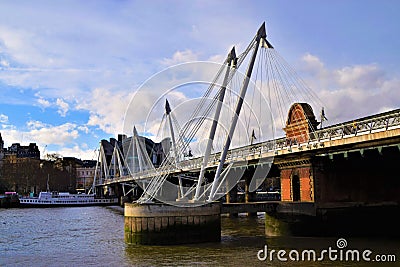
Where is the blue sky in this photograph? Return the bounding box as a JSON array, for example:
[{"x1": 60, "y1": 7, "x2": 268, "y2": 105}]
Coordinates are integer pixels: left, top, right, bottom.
[{"x1": 0, "y1": 0, "x2": 399, "y2": 159}]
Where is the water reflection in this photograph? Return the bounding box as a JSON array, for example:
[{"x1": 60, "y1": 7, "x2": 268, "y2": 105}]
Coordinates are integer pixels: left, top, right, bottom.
[{"x1": 124, "y1": 214, "x2": 400, "y2": 267}]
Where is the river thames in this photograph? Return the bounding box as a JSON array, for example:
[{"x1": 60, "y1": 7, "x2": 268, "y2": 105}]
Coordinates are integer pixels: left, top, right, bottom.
[{"x1": 1, "y1": 206, "x2": 399, "y2": 266}]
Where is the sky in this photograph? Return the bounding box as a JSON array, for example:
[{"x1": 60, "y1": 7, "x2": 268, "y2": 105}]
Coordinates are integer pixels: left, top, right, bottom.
[{"x1": 0, "y1": 0, "x2": 399, "y2": 160}]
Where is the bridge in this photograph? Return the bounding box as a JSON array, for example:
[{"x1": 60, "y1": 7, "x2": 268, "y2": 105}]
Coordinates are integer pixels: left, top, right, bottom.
[
  {"x1": 97, "y1": 106, "x2": 400, "y2": 189},
  {"x1": 92, "y1": 22, "x2": 400, "y2": 244}
]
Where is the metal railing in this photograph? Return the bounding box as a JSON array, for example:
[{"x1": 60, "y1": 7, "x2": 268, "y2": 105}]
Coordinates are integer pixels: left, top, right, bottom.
[{"x1": 97, "y1": 108, "x2": 400, "y2": 186}]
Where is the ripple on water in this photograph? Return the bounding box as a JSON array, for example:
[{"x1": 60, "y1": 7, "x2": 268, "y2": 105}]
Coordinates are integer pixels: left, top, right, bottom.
[{"x1": 1, "y1": 207, "x2": 400, "y2": 267}]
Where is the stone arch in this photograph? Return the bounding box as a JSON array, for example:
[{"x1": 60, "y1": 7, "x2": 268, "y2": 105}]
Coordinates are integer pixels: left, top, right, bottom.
[{"x1": 283, "y1": 103, "x2": 319, "y2": 143}]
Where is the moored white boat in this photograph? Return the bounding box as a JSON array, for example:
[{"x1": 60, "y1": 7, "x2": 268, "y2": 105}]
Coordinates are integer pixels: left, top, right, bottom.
[{"x1": 19, "y1": 191, "x2": 119, "y2": 207}]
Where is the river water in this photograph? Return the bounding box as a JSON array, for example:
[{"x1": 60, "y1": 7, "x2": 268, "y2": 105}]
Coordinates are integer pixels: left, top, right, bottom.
[{"x1": 1, "y1": 207, "x2": 399, "y2": 266}]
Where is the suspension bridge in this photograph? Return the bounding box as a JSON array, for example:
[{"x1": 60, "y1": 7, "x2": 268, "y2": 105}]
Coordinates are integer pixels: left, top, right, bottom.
[{"x1": 91, "y1": 22, "x2": 400, "y2": 244}]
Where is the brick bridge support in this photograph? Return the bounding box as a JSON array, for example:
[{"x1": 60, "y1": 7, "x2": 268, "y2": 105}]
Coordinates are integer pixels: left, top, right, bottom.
[{"x1": 265, "y1": 103, "x2": 400, "y2": 237}]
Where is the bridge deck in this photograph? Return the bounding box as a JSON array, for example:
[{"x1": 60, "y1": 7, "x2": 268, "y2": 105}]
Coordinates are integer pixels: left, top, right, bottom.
[{"x1": 97, "y1": 108, "x2": 400, "y2": 186}]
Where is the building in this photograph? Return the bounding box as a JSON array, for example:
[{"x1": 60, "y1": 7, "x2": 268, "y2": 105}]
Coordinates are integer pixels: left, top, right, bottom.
[
  {"x1": 0, "y1": 133, "x2": 42, "y2": 193},
  {"x1": 0, "y1": 132, "x2": 101, "y2": 194},
  {"x1": 0, "y1": 133, "x2": 4, "y2": 154},
  {"x1": 121, "y1": 135, "x2": 171, "y2": 171},
  {"x1": 7, "y1": 142, "x2": 40, "y2": 159},
  {"x1": 76, "y1": 160, "x2": 97, "y2": 193},
  {"x1": 0, "y1": 133, "x2": 4, "y2": 168}
]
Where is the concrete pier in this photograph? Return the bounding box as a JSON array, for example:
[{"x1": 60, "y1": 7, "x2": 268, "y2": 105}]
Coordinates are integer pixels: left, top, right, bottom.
[{"x1": 124, "y1": 202, "x2": 221, "y2": 245}]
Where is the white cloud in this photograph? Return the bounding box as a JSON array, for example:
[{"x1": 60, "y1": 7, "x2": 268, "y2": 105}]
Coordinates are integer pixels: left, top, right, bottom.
[
  {"x1": 0, "y1": 25, "x2": 65, "y2": 69},
  {"x1": 122, "y1": 61, "x2": 228, "y2": 137},
  {"x1": 26, "y1": 121, "x2": 79, "y2": 145},
  {"x1": 48, "y1": 145, "x2": 98, "y2": 161},
  {"x1": 0, "y1": 120, "x2": 91, "y2": 157},
  {"x1": 77, "y1": 125, "x2": 89, "y2": 134},
  {"x1": 0, "y1": 114, "x2": 8, "y2": 123},
  {"x1": 334, "y1": 64, "x2": 384, "y2": 89},
  {"x1": 76, "y1": 87, "x2": 133, "y2": 134},
  {"x1": 299, "y1": 54, "x2": 400, "y2": 123},
  {"x1": 3, "y1": 121, "x2": 76, "y2": 145},
  {"x1": 0, "y1": 120, "x2": 101, "y2": 159},
  {"x1": 56, "y1": 98, "x2": 69, "y2": 117},
  {"x1": 0, "y1": 59, "x2": 9, "y2": 67},
  {"x1": 301, "y1": 53, "x2": 325, "y2": 74},
  {"x1": 162, "y1": 50, "x2": 199, "y2": 66},
  {"x1": 27, "y1": 120, "x2": 47, "y2": 129},
  {"x1": 208, "y1": 54, "x2": 225, "y2": 64},
  {"x1": 37, "y1": 97, "x2": 51, "y2": 108}
]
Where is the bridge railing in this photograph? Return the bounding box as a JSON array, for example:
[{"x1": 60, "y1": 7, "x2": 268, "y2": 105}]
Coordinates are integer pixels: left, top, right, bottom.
[
  {"x1": 315, "y1": 108, "x2": 400, "y2": 141},
  {"x1": 96, "y1": 108, "x2": 400, "y2": 186}
]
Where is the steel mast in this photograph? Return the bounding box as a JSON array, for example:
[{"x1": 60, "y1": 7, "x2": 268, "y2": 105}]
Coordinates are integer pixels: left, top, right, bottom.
[
  {"x1": 192, "y1": 47, "x2": 237, "y2": 201},
  {"x1": 208, "y1": 22, "x2": 269, "y2": 201}
]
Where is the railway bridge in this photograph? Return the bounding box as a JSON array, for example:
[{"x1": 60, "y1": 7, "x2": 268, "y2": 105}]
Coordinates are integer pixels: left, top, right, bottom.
[{"x1": 92, "y1": 23, "x2": 400, "y2": 244}]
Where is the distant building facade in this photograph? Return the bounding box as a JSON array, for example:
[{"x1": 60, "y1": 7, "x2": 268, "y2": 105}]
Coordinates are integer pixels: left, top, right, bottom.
[
  {"x1": 76, "y1": 160, "x2": 97, "y2": 193},
  {"x1": 0, "y1": 133, "x2": 42, "y2": 193},
  {"x1": 6, "y1": 142, "x2": 40, "y2": 159},
  {"x1": 0, "y1": 133, "x2": 4, "y2": 166}
]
